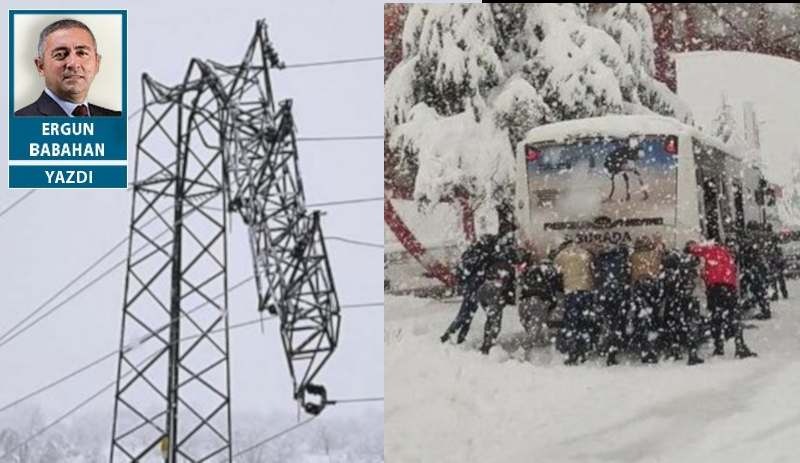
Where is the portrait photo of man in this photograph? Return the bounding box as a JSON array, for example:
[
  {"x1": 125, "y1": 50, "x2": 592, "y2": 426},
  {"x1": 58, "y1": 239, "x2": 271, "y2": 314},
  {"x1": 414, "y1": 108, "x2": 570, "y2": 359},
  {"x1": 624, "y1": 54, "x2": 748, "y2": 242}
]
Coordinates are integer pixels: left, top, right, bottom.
[{"x1": 14, "y1": 17, "x2": 122, "y2": 117}]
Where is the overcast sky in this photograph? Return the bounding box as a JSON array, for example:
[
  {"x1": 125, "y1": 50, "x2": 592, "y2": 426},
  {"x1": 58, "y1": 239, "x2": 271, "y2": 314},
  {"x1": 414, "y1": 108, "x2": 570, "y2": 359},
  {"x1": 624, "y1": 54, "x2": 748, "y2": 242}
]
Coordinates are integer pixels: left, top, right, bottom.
[{"x1": 0, "y1": 0, "x2": 384, "y2": 441}]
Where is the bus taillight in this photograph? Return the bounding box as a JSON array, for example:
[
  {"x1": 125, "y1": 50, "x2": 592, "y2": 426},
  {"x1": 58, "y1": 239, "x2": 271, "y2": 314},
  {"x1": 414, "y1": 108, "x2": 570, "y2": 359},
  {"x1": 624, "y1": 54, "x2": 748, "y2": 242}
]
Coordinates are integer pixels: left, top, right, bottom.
[
  {"x1": 525, "y1": 145, "x2": 541, "y2": 162},
  {"x1": 665, "y1": 136, "x2": 678, "y2": 155}
]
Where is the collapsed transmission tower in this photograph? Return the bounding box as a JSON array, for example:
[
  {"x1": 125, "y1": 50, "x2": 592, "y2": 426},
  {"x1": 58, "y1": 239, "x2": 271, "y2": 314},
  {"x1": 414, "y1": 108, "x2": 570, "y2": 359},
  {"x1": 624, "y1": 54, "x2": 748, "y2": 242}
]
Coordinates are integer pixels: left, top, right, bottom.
[{"x1": 110, "y1": 20, "x2": 341, "y2": 462}]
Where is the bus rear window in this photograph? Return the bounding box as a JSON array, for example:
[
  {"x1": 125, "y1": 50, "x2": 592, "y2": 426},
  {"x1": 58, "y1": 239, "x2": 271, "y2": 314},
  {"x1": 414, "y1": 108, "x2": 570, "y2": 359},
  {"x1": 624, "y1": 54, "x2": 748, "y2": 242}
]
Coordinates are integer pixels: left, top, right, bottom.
[
  {"x1": 527, "y1": 136, "x2": 676, "y2": 174},
  {"x1": 525, "y1": 135, "x2": 678, "y2": 230}
]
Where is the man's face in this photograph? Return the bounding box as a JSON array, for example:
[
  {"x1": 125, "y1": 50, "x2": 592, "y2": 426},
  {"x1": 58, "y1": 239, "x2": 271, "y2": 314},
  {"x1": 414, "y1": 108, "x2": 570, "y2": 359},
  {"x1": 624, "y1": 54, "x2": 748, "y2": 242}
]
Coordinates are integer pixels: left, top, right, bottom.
[{"x1": 35, "y1": 27, "x2": 100, "y2": 103}]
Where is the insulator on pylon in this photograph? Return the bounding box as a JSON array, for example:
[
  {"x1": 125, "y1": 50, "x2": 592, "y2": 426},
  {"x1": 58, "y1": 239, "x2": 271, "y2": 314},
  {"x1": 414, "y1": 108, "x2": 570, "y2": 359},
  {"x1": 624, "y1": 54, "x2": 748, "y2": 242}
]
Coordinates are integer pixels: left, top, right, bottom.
[{"x1": 300, "y1": 383, "x2": 328, "y2": 416}]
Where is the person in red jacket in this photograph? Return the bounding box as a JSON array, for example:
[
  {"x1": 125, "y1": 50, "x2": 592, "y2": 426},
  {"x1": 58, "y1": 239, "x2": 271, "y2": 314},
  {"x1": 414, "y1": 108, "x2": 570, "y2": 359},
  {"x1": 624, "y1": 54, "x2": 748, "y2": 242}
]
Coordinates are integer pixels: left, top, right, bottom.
[{"x1": 686, "y1": 241, "x2": 757, "y2": 358}]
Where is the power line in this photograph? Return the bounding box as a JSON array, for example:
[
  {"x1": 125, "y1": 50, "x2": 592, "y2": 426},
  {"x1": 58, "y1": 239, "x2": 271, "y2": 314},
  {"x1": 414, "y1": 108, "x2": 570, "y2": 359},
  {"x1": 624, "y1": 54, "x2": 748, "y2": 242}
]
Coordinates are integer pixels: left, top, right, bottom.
[
  {"x1": 281, "y1": 55, "x2": 383, "y2": 69},
  {"x1": 333, "y1": 302, "x2": 384, "y2": 309},
  {"x1": 2, "y1": 389, "x2": 382, "y2": 462},
  {"x1": 0, "y1": 214, "x2": 378, "y2": 352},
  {"x1": 206, "y1": 301, "x2": 383, "y2": 336},
  {"x1": 331, "y1": 397, "x2": 384, "y2": 404},
  {"x1": 3, "y1": 387, "x2": 383, "y2": 462},
  {"x1": 0, "y1": 259, "x2": 127, "y2": 349},
  {"x1": 0, "y1": 293, "x2": 382, "y2": 415},
  {"x1": 326, "y1": 236, "x2": 383, "y2": 249},
  {"x1": 0, "y1": 226, "x2": 173, "y2": 351},
  {"x1": 129, "y1": 104, "x2": 382, "y2": 145},
  {"x1": 0, "y1": 190, "x2": 36, "y2": 220},
  {"x1": 0, "y1": 350, "x2": 117, "y2": 415},
  {"x1": 0, "y1": 231, "x2": 377, "y2": 348},
  {"x1": 133, "y1": 113, "x2": 384, "y2": 142},
  {"x1": 0, "y1": 275, "x2": 253, "y2": 413},
  {"x1": 296, "y1": 135, "x2": 383, "y2": 142},
  {"x1": 308, "y1": 197, "x2": 382, "y2": 208},
  {"x1": 0, "y1": 206, "x2": 174, "y2": 346},
  {"x1": 0, "y1": 380, "x2": 116, "y2": 461},
  {"x1": 7, "y1": 51, "x2": 381, "y2": 337},
  {"x1": 233, "y1": 416, "x2": 317, "y2": 458},
  {"x1": 0, "y1": 236, "x2": 127, "y2": 344},
  {"x1": 0, "y1": 302, "x2": 383, "y2": 458},
  {"x1": 0, "y1": 348, "x2": 152, "y2": 461},
  {"x1": 4, "y1": 141, "x2": 378, "y2": 344},
  {"x1": 125, "y1": 54, "x2": 381, "y2": 121},
  {"x1": 0, "y1": 187, "x2": 391, "y2": 348},
  {"x1": 232, "y1": 395, "x2": 383, "y2": 459}
]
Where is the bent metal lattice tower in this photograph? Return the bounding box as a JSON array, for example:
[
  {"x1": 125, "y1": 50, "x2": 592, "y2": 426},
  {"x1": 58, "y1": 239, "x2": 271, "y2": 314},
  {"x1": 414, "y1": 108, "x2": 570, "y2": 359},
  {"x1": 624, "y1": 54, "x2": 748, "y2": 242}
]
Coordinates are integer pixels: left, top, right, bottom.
[{"x1": 110, "y1": 21, "x2": 341, "y2": 462}]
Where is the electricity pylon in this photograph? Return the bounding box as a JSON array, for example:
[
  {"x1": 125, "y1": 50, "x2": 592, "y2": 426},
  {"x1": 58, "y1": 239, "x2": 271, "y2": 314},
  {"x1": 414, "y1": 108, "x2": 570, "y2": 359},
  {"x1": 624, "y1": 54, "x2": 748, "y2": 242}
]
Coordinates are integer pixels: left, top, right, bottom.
[{"x1": 110, "y1": 20, "x2": 341, "y2": 462}]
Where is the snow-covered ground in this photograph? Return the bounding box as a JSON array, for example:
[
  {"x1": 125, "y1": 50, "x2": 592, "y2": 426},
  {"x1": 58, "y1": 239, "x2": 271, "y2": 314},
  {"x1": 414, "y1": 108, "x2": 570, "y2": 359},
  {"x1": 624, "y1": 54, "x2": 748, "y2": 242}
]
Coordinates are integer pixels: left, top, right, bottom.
[{"x1": 386, "y1": 281, "x2": 800, "y2": 463}]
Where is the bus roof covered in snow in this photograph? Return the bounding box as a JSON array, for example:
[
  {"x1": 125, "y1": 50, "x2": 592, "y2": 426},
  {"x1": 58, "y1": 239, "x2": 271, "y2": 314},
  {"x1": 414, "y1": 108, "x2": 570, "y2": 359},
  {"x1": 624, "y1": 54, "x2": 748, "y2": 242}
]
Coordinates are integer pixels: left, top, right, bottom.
[{"x1": 518, "y1": 115, "x2": 741, "y2": 161}]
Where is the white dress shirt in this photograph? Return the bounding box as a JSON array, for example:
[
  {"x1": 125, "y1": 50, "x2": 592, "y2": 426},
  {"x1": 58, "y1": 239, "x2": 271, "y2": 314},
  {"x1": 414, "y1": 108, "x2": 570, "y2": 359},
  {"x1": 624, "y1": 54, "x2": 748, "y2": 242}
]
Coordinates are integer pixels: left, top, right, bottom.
[{"x1": 44, "y1": 87, "x2": 90, "y2": 117}]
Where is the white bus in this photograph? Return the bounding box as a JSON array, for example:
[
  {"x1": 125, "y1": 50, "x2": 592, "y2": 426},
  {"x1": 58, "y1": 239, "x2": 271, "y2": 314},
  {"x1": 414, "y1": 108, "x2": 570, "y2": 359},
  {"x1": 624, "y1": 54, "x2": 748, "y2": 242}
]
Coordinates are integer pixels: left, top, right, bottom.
[{"x1": 514, "y1": 115, "x2": 774, "y2": 254}]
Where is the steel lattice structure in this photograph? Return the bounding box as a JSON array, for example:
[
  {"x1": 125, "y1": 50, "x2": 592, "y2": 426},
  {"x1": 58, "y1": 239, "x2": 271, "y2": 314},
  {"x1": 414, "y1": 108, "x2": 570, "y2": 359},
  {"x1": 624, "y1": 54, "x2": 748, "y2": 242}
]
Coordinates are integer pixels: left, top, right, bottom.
[{"x1": 111, "y1": 20, "x2": 341, "y2": 462}]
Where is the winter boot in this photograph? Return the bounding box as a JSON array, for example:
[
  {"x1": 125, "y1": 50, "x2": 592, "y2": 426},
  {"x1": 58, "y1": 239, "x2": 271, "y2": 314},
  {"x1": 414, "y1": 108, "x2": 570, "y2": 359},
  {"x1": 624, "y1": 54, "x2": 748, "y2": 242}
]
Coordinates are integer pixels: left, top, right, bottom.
[
  {"x1": 564, "y1": 352, "x2": 585, "y2": 365},
  {"x1": 606, "y1": 351, "x2": 619, "y2": 366},
  {"x1": 753, "y1": 310, "x2": 772, "y2": 320},
  {"x1": 641, "y1": 351, "x2": 658, "y2": 364},
  {"x1": 668, "y1": 345, "x2": 683, "y2": 361},
  {"x1": 687, "y1": 350, "x2": 704, "y2": 366},
  {"x1": 712, "y1": 339, "x2": 725, "y2": 356},
  {"x1": 735, "y1": 344, "x2": 758, "y2": 359},
  {"x1": 440, "y1": 331, "x2": 451, "y2": 343},
  {"x1": 456, "y1": 325, "x2": 470, "y2": 344},
  {"x1": 479, "y1": 342, "x2": 492, "y2": 355}
]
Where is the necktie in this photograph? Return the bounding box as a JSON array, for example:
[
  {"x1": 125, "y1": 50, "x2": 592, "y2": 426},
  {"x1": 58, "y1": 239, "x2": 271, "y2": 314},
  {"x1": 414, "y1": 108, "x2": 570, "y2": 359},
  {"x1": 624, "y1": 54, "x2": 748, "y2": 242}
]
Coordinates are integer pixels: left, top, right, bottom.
[{"x1": 72, "y1": 104, "x2": 89, "y2": 117}]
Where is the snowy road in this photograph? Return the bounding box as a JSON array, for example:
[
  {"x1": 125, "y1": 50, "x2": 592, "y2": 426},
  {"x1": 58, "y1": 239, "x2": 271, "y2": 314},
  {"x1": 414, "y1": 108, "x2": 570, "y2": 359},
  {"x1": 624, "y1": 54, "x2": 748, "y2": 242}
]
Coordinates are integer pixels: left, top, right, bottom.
[{"x1": 386, "y1": 281, "x2": 800, "y2": 463}]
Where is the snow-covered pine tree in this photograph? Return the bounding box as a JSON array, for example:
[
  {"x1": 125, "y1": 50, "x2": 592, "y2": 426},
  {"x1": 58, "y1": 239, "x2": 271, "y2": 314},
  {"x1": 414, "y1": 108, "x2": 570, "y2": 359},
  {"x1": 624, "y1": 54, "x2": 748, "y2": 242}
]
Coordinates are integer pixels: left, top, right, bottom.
[
  {"x1": 385, "y1": 3, "x2": 692, "y2": 216},
  {"x1": 780, "y1": 146, "x2": 800, "y2": 226},
  {"x1": 710, "y1": 93, "x2": 738, "y2": 144},
  {"x1": 591, "y1": 3, "x2": 691, "y2": 121},
  {"x1": 0, "y1": 429, "x2": 22, "y2": 463},
  {"x1": 385, "y1": 4, "x2": 511, "y2": 211}
]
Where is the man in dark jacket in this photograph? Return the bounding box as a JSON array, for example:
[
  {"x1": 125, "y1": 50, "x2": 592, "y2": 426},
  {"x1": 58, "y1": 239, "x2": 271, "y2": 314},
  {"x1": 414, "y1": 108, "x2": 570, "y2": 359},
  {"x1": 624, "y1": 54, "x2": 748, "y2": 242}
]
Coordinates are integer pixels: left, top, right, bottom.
[
  {"x1": 518, "y1": 252, "x2": 561, "y2": 348},
  {"x1": 687, "y1": 241, "x2": 757, "y2": 358},
  {"x1": 740, "y1": 222, "x2": 772, "y2": 319},
  {"x1": 476, "y1": 212, "x2": 519, "y2": 354},
  {"x1": 477, "y1": 248, "x2": 516, "y2": 354},
  {"x1": 441, "y1": 201, "x2": 518, "y2": 349},
  {"x1": 661, "y1": 250, "x2": 704, "y2": 365},
  {"x1": 629, "y1": 236, "x2": 664, "y2": 364},
  {"x1": 554, "y1": 240, "x2": 596, "y2": 365},
  {"x1": 441, "y1": 233, "x2": 497, "y2": 344},
  {"x1": 593, "y1": 243, "x2": 632, "y2": 366},
  {"x1": 765, "y1": 224, "x2": 789, "y2": 300}
]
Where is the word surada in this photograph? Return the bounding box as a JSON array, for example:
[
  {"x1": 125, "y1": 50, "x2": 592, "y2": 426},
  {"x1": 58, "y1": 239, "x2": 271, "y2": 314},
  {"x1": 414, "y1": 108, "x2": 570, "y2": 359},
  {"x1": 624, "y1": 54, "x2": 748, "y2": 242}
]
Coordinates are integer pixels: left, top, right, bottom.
[{"x1": 29, "y1": 122, "x2": 105, "y2": 157}]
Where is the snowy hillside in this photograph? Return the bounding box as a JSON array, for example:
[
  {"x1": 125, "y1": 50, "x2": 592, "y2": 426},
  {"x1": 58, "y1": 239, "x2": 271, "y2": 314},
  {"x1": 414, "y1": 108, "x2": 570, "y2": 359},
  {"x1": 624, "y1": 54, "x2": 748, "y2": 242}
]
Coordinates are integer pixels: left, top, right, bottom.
[{"x1": 386, "y1": 285, "x2": 800, "y2": 462}]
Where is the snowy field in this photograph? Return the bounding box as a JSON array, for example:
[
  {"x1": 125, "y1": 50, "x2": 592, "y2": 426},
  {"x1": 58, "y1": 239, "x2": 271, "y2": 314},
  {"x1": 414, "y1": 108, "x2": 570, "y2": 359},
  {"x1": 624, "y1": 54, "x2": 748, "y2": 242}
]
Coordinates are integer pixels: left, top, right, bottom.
[{"x1": 386, "y1": 281, "x2": 800, "y2": 463}]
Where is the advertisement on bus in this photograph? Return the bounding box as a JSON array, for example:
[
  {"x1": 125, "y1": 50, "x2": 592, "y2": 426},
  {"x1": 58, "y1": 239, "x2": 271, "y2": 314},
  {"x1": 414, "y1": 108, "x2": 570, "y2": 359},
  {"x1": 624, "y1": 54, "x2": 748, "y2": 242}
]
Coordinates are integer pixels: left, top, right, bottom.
[{"x1": 524, "y1": 135, "x2": 679, "y2": 251}]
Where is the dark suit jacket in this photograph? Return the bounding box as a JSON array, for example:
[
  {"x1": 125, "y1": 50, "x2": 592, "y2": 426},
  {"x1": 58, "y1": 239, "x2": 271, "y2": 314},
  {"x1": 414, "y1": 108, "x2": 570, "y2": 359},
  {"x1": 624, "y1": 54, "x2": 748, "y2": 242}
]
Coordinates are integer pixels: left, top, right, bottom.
[{"x1": 14, "y1": 91, "x2": 121, "y2": 117}]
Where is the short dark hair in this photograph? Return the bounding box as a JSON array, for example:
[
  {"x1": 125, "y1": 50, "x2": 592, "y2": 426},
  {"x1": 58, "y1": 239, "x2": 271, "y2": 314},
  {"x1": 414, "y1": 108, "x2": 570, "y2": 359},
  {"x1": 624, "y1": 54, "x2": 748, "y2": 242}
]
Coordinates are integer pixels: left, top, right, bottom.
[{"x1": 37, "y1": 19, "x2": 97, "y2": 58}]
